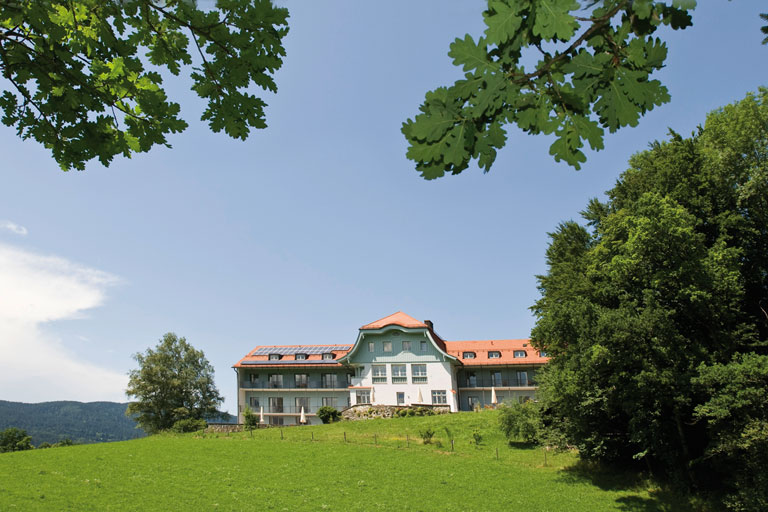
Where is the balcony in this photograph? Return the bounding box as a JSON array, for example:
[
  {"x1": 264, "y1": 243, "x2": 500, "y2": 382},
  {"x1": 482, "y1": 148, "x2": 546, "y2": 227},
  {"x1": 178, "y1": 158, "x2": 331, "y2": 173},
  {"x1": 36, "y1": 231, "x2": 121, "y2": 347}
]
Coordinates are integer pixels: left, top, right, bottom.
[
  {"x1": 241, "y1": 381, "x2": 349, "y2": 390},
  {"x1": 260, "y1": 405, "x2": 315, "y2": 414},
  {"x1": 460, "y1": 378, "x2": 535, "y2": 388}
]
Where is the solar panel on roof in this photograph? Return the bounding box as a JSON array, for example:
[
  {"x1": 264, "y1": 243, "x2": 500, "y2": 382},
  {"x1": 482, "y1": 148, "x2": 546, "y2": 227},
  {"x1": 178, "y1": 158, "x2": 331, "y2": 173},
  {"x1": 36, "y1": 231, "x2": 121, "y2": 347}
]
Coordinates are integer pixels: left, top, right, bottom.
[
  {"x1": 241, "y1": 359, "x2": 344, "y2": 365},
  {"x1": 251, "y1": 345, "x2": 351, "y2": 356}
]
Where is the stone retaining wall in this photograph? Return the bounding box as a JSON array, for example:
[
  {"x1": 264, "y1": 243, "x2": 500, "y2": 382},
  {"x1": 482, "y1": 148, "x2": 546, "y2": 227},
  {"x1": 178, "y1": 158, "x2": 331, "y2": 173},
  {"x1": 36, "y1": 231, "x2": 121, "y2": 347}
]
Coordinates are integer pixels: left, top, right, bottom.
[
  {"x1": 342, "y1": 404, "x2": 451, "y2": 421},
  {"x1": 205, "y1": 423, "x2": 242, "y2": 433}
]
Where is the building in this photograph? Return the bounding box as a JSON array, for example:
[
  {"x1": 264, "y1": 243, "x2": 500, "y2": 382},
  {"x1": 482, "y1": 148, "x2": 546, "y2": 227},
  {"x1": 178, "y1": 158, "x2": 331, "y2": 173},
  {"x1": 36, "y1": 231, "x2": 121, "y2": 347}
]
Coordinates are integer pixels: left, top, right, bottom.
[{"x1": 233, "y1": 312, "x2": 549, "y2": 425}]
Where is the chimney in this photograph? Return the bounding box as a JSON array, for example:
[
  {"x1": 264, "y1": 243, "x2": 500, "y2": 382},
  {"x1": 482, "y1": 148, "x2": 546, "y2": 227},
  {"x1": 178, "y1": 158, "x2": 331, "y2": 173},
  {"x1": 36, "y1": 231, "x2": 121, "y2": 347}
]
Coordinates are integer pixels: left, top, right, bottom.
[{"x1": 424, "y1": 320, "x2": 434, "y2": 330}]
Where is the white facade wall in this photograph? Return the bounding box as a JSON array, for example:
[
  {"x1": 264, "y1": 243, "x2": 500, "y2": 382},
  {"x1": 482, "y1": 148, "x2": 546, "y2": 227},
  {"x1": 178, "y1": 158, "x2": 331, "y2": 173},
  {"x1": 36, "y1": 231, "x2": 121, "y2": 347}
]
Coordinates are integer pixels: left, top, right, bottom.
[{"x1": 349, "y1": 361, "x2": 458, "y2": 412}]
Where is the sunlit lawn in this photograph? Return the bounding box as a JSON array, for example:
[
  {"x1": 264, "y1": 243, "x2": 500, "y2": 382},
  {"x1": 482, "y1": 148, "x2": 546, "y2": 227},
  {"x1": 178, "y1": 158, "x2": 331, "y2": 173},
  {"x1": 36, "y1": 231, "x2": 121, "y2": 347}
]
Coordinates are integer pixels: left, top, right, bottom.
[{"x1": 0, "y1": 410, "x2": 691, "y2": 511}]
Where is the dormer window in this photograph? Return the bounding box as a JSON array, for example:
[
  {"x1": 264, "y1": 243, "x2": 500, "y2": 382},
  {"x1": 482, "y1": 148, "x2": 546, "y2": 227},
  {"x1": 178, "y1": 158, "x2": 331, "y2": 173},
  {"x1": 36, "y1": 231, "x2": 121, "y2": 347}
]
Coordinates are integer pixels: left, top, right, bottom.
[
  {"x1": 514, "y1": 350, "x2": 526, "y2": 358},
  {"x1": 488, "y1": 351, "x2": 501, "y2": 359},
  {"x1": 463, "y1": 352, "x2": 476, "y2": 359},
  {"x1": 295, "y1": 353, "x2": 307, "y2": 360},
  {"x1": 539, "y1": 351, "x2": 549, "y2": 357},
  {"x1": 322, "y1": 353, "x2": 334, "y2": 360},
  {"x1": 269, "y1": 354, "x2": 281, "y2": 361}
]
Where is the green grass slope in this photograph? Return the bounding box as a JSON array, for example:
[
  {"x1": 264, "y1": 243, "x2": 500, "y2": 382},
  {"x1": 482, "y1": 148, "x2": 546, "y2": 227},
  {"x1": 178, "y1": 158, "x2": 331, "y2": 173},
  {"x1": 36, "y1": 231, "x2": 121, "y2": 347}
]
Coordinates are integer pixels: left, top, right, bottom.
[{"x1": 0, "y1": 410, "x2": 691, "y2": 511}]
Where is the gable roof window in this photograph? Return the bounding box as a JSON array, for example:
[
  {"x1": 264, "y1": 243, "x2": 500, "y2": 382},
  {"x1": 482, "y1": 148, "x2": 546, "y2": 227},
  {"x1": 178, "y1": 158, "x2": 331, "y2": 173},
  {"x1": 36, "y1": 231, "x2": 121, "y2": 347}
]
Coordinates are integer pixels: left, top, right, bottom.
[
  {"x1": 513, "y1": 350, "x2": 527, "y2": 358},
  {"x1": 295, "y1": 353, "x2": 307, "y2": 360},
  {"x1": 269, "y1": 354, "x2": 281, "y2": 361},
  {"x1": 488, "y1": 351, "x2": 501, "y2": 359},
  {"x1": 463, "y1": 352, "x2": 476, "y2": 359},
  {"x1": 322, "y1": 353, "x2": 335, "y2": 360}
]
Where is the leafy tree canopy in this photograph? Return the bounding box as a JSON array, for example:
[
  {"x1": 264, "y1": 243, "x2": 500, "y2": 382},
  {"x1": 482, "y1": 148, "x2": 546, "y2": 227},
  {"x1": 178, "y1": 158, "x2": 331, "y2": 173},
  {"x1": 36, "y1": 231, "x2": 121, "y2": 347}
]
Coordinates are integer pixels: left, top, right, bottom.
[
  {"x1": 0, "y1": 427, "x2": 33, "y2": 452},
  {"x1": 531, "y1": 89, "x2": 768, "y2": 508},
  {"x1": 403, "y1": 0, "x2": 768, "y2": 179},
  {"x1": 126, "y1": 332, "x2": 222, "y2": 434},
  {"x1": 0, "y1": 0, "x2": 288, "y2": 170}
]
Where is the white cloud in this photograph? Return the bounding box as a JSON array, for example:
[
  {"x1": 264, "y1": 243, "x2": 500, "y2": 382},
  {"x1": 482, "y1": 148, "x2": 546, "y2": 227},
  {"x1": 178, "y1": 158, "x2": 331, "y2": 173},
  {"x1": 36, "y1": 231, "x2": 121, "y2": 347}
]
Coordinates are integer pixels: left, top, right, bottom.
[
  {"x1": 0, "y1": 220, "x2": 28, "y2": 236},
  {"x1": 0, "y1": 243, "x2": 128, "y2": 403}
]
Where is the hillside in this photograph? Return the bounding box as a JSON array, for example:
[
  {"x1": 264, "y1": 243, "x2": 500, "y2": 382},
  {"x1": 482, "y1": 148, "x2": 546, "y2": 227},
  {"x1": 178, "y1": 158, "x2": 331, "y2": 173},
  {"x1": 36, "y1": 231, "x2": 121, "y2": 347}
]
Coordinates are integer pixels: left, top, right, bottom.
[
  {"x1": 0, "y1": 401, "x2": 145, "y2": 445},
  {"x1": 0, "y1": 401, "x2": 237, "y2": 446},
  {"x1": 0, "y1": 410, "x2": 693, "y2": 511}
]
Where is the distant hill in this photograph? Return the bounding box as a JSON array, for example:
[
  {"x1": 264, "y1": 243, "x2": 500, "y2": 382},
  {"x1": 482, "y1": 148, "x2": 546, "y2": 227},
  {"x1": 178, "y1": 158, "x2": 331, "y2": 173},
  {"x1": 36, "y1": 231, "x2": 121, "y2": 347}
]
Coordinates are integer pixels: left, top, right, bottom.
[
  {"x1": 0, "y1": 400, "x2": 145, "y2": 446},
  {"x1": 0, "y1": 401, "x2": 238, "y2": 446}
]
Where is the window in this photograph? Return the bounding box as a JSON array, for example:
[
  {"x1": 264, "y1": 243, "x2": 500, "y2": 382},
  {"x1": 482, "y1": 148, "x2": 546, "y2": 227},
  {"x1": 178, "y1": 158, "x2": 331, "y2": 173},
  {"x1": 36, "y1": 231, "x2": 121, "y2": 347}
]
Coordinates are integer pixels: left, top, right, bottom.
[
  {"x1": 466, "y1": 372, "x2": 477, "y2": 387},
  {"x1": 268, "y1": 374, "x2": 283, "y2": 388},
  {"x1": 321, "y1": 373, "x2": 337, "y2": 388},
  {"x1": 431, "y1": 390, "x2": 447, "y2": 404},
  {"x1": 420, "y1": 340, "x2": 427, "y2": 352},
  {"x1": 402, "y1": 340, "x2": 412, "y2": 351},
  {"x1": 268, "y1": 396, "x2": 283, "y2": 413},
  {"x1": 294, "y1": 374, "x2": 308, "y2": 388},
  {"x1": 248, "y1": 373, "x2": 259, "y2": 386},
  {"x1": 412, "y1": 364, "x2": 427, "y2": 384},
  {"x1": 347, "y1": 373, "x2": 353, "y2": 386},
  {"x1": 269, "y1": 353, "x2": 281, "y2": 361},
  {"x1": 356, "y1": 391, "x2": 371, "y2": 404},
  {"x1": 295, "y1": 397, "x2": 310, "y2": 413},
  {"x1": 463, "y1": 351, "x2": 476, "y2": 359},
  {"x1": 392, "y1": 364, "x2": 407, "y2": 383},
  {"x1": 295, "y1": 353, "x2": 307, "y2": 360},
  {"x1": 269, "y1": 416, "x2": 284, "y2": 426},
  {"x1": 322, "y1": 353, "x2": 334, "y2": 360},
  {"x1": 539, "y1": 351, "x2": 549, "y2": 357},
  {"x1": 514, "y1": 350, "x2": 527, "y2": 358},
  {"x1": 491, "y1": 371, "x2": 503, "y2": 386},
  {"x1": 516, "y1": 371, "x2": 529, "y2": 386},
  {"x1": 383, "y1": 341, "x2": 393, "y2": 352},
  {"x1": 249, "y1": 397, "x2": 260, "y2": 408},
  {"x1": 372, "y1": 365, "x2": 387, "y2": 383},
  {"x1": 355, "y1": 366, "x2": 362, "y2": 378},
  {"x1": 467, "y1": 396, "x2": 480, "y2": 410},
  {"x1": 397, "y1": 392, "x2": 405, "y2": 405},
  {"x1": 322, "y1": 397, "x2": 337, "y2": 408},
  {"x1": 368, "y1": 341, "x2": 375, "y2": 352},
  {"x1": 488, "y1": 351, "x2": 501, "y2": 359}
]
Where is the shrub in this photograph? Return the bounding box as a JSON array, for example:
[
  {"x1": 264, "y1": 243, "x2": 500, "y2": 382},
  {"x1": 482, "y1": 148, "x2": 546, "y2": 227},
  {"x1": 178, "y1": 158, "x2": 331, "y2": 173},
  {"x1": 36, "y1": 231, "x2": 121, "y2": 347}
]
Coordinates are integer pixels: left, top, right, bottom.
[
  {"x1": 499, "y1": 401, "x2": 542, "y2": 444},
  {"x1": 316, "y1": 406, "x2": 341, "y2": 424},
  {"x1": 243, "y1": 407, "x2": 259, "y2": 430},
  {"x1": 471, "y1": 429, "x2": 483, "y2": 446},
  {"x1": 37, "y1": 442, "x2": 52, "y2": 449},
  {"x1": 0, "y1": 427, "x2": 33, "y2": 452},
  {"x1": 419, "y1": 428, "x2": 435, "y2": 444},
  {"x1": 171, "y1": 418, "x2": 207, "y2": 433}
]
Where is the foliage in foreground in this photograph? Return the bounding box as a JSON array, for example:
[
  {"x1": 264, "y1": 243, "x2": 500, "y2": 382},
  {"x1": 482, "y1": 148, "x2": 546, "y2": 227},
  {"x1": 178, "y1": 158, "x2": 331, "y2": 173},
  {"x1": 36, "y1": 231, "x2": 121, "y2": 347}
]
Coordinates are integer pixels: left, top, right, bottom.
[
  {"x1": 532, "y1": 88, "x2": 768, "y2": 510},
  {"x1": 403, "y1": 1, "x2": 768, "y2": 179},
  {"x1": 0, "y1": 0, "x2": 289, "y2": 170},
  {"x1": 126, "y1": 332, "x2": 222, "y2": 434}
]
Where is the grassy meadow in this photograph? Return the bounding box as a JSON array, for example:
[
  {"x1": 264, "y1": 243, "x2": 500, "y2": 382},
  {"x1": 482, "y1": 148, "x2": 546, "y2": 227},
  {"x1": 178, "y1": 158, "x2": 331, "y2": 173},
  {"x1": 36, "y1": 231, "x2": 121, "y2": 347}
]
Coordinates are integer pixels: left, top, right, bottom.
[{"x1": 0, "y1": 410, "x2": 692, "y2": 511}]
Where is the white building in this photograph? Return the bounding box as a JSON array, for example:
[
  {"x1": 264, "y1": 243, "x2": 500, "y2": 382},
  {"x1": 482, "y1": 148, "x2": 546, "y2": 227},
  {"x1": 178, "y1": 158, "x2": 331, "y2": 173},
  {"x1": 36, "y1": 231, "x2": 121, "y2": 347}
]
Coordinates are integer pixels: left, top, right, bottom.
[{"x1": 233, "y1": 312, "x2": 548, "y2": 425}]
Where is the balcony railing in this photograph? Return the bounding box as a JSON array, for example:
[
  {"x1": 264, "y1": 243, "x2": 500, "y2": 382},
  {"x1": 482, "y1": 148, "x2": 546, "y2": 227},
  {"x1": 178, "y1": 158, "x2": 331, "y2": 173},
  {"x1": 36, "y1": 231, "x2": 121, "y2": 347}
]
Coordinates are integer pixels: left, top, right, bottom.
[
  {"x1": 258, "y1": 405, "x2": 315, "y2": 414},
  {"x1": 461, "y1": 378, "x2": 535, "y2": 388},
  {"x1": 241, "y1": 382, "x2": 348, "y2": 389}
]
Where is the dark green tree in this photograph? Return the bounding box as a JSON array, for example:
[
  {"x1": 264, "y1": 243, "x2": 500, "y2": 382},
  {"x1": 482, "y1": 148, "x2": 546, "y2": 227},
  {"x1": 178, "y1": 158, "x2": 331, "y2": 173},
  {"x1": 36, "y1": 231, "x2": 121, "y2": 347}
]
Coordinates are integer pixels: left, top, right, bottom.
[
  {"x1": 499, "y1": 400, "x2": 541, "y2": 443},
  {"x1": 403, "y1": 1, "x2": 768, "y2": 179},
  {"x1": 315, "y1": 406, "x2": 340, "y2": 424},
  {"x1": 0, "y1": 427, "x2": 33, "y2": 452},
  {"x1": 0, "y1": 0, "x2": 288, "y2": 170},
  {"x1": 531, "y1": 89, "x2": 768, "y2": 506},
  {"x1": 126, "y1": 332, "x2": 222, "y2": 434}
]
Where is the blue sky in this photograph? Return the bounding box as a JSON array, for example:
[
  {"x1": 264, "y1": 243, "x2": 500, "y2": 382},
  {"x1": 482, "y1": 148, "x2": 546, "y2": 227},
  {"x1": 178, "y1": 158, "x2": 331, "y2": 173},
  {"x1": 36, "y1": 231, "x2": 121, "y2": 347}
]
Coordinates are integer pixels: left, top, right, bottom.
[{"x1": 0, "y1": 1, "x2": 765, "y2": 413}]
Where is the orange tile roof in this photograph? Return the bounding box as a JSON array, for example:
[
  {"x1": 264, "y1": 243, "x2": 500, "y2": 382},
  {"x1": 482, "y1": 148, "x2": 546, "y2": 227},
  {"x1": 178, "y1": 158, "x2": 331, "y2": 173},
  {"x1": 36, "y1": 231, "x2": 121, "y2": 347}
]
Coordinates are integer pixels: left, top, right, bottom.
[
  {"x1": 444, "y1": 340, "x2": 549, "y2": 366},
  {"x1": 233, "y1": 344, "x2": 351, "y2": 368},
  {"x1": 360, "y1": 311, "x2": 427, "y2": 330}
]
